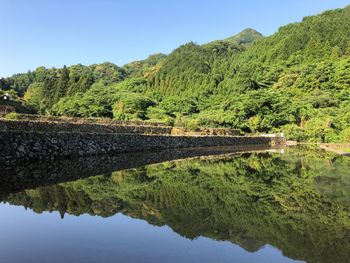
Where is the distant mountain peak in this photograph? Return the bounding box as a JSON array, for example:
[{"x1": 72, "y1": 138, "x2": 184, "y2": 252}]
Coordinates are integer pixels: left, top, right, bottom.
[
  {"x1": 238, "y1": 28, "x2": 261, "y2": 34},
  {"x1": 225, "y1": 28, "x2": 263, "y2": 46}
]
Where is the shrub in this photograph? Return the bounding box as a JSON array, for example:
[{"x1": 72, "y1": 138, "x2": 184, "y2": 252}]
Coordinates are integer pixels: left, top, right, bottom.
[
  {"x1": 113, "y1": 93, "x2": 155, "y2": 120},
  {"x1": 4, "y1": 112, "x2": 19, "y2": 120}
]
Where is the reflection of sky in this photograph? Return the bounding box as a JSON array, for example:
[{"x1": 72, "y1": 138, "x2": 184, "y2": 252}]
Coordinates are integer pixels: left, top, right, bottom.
[{"x1": 0, "y1": 204, "x2": 303, "y2": 263}]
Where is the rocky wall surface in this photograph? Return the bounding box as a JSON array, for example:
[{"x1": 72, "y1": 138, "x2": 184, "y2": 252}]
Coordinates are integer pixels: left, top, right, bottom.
[
  {"x1": 0, "y1": 119, "x2": 241, "y2": 136},
  {"x1": 0, "y1": 119, "x2": 172, "y2": 135},
  {"x1": 0, "y1": 130, "x2": 284, "y2": 165}
]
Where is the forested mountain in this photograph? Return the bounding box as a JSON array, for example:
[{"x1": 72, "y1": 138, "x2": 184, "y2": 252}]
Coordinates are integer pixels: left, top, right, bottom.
[{"x1": 1, "y1": 5, "x2": 350, "y2": 142}]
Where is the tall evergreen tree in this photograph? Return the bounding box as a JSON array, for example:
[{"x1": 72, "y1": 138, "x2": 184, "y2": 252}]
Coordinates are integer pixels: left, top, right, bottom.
[
  {"x1": 41, "y1": 74, "x2": 57, "y2": 112},
  {"x1": 75, "y1": 72, "x2": 94, "y2": 93},
  {"x1": 54, "y1": 65, "x2": 69, "y2": 103}
]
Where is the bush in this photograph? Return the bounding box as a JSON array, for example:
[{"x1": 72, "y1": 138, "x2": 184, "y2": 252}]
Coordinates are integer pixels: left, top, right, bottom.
[
  {"x1": 280, "y1": 124, "x2": 306, "y2": 142},
  {"x1": 113, "y1": 93, "x2": 155, "y2": 120},
  {"x1": 4, "y1": 112, "x2": 19, "y2": 120},
  {"x1": 160, "y1": 97, "x2": 199, "y2": 116},
  {"x1": 146, "y1": 107, "x2": 174, "y2": 126},
  {"x1": 340, "y1": 128, "x2": 350, "y2": 142}
]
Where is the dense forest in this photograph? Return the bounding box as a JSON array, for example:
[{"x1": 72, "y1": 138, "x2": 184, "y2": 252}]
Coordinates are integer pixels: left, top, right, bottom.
[{"x1": 1, "y1": 6, "x2": 350, "y2": 142}]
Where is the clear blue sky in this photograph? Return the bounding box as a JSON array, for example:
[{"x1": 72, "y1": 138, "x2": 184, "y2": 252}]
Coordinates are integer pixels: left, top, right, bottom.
[{"x1": 1, "y1": 0, "x2": 349, "y2": 77}]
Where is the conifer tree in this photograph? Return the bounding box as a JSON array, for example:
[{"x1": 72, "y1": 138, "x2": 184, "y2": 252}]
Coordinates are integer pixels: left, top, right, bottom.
[{"x1": 54, "y1": 65, "x2": 69, "y2": 103}]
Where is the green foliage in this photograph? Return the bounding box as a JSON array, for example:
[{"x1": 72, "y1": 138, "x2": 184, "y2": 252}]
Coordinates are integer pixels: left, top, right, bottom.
[
  {"x1": 160, "y1": 97, "x2": 199, "y2": 116},
  {"x1": 224, "y1": 28, "x2": 263, "y2": 46},
  {"x1": 113, "y1": 77, "x2": 148, "y2": 93},
  {"x1": 5, "y1": 5, "x2": 350, "y2": 142},
  {"x1": 90, "y1": 62, "x2": 126, "y2": 85},
  {"x1": 52, "y1": 83, "x2": 118, "y2": 118},
  {"x1": 340, "y1": 128, "x2": 350, "y2": 142},
  {"x1": 4, "y1": 112, "x2": 19, "y2": 120},
  {"x1": 4, "y1": 63, "x2": 126, "y2": 114},
  {"x1": 53, "y1": 65, "x2": 69, "y2": 103},
  {"x1": 146, "y1": 107, "x2": 174, "y2": 125},
  {"x1": 123, "y1": 53, "x2": 166, "y2": 78},
  {"x1": 113, "y1": 93, "x2": 155, "y2": 120},
  {"x1": 280, "y1": 124, "x2": 307, "y2": 142},
  {"x1": 23, "y1": 83, "x2": 44, "y2": 111}
]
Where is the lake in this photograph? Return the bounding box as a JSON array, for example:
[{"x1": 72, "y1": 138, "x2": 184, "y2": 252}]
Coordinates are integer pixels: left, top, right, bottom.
[{"x1": 0, "y1": 146, "x2": 349, "y2": 263}]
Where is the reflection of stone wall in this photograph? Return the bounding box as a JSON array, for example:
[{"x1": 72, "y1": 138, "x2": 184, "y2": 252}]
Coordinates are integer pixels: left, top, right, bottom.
[
  {"x1": 0, "y1": 145, "x2": 274, "y2": 195},
  {"x1": 0, "y1": 130, "x2": 284, "y2": 164}
]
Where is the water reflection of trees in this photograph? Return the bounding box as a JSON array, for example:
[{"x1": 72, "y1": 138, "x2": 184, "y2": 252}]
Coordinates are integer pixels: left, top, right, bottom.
[{"x1": 4, "y1": 148, "x2": 350, "y2": 263}]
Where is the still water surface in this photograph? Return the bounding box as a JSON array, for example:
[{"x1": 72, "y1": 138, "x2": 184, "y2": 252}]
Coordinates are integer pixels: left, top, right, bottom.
[{"x1": 0, "y1": 146, "x2": 349, "y2": 263}]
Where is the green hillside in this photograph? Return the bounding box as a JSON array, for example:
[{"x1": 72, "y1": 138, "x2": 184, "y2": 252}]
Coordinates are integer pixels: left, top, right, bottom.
[{"x1": 1, "y1": 5, "x2": 350, "y2": 142}]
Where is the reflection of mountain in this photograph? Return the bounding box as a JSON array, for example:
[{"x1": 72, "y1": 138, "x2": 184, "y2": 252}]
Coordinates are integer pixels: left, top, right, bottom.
[{"x1": 4, "y1": 147, "x2": 350, "y2": 263}]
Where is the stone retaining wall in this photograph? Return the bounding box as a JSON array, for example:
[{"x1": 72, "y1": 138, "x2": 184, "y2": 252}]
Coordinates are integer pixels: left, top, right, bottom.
[
  {"x1": 0, "y1": 119, "x2": 172, "y2": 135},
  {"x1": 12, "y1": 114, "x2": 169, "y2": 127},
  {"x1": 0, "y1": 130, "x2": 285, "y2": 165},
  {"x1": 0, "y1": 119, "x2": 241, "y2": 136}
]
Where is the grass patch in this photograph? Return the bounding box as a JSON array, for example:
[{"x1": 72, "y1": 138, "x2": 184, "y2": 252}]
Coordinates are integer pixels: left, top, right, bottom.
[{"x1": 4, "y1": 112, "x2": 20, "y2": 120}]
